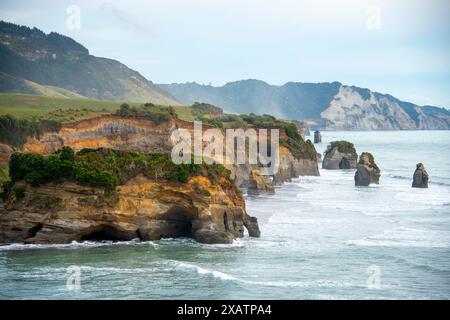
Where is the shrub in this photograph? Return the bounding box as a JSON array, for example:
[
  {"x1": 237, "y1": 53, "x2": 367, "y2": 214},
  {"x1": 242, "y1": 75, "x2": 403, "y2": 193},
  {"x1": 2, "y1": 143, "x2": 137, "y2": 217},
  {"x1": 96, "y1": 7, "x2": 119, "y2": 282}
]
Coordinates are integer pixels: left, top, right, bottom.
[
  {"x1": 116, "y1": 104, "x2": 176, "y2": 124},
  {"x1": 325, "y1": 141, "x2": 357, "y2": 156},
  {"x1": 7, "y1": 147, "x2": 231, "y2": 191},
  {"x1": 0, "y1": 115, "x2": 61, "y2": 148}
]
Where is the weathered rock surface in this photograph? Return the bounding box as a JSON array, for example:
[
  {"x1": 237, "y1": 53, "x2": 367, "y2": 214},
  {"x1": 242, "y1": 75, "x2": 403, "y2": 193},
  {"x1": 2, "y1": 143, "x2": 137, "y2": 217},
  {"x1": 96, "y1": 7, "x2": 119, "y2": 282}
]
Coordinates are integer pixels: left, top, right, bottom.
[
  {"x1": 9, "y1": 115, "x2": 320, "y2": 189},
  {"x1": 0, "y1": 175, "x2": 260, "y2": 244},
  {"x1": 272, "y1": 146, "x2": 319, "y2": 185},
  {"x1": 412, "y1": 163, "x2": 429, "y2": 188},
  {"x1": 247, "y1": 170, "x2": 275, "y2": 194},
  {"x1": 354, "y1": 152, "x2": 380, "y2": 186},
  {"x1": 322, "y1": 142, "x2": 357, "y2": 170}
]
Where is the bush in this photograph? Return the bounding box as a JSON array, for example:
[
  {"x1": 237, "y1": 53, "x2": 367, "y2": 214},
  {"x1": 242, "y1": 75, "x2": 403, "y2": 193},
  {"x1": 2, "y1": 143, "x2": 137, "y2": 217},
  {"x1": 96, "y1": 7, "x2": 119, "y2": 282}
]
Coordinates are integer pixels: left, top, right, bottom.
[
  {"x1": 325, "y1": 141, "x2": 357, "y2": 156},
  {"x1": 116, "y1": 104, "x2": 176, "y2": 125},
  {"x1": 0, "y1": 115, "x2": 61, "y2": 148},
  {"x1": 8, "y1": 147, "x2": 117, "y2": 190},
  {"x1": 7, "y1": 147, "x2": 231, "y2": 191}
]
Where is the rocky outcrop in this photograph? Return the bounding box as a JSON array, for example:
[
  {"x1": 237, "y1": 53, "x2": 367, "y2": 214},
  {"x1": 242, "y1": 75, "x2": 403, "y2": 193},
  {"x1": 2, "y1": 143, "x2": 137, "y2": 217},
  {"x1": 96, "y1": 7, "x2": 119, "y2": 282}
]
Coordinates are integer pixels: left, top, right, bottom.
[
  {"x1": 314, "y1": 131, "x2": 322, "y2": 143},
  {"x1": 412, "y1": 163, "x2": 429, "y2": 188},
  {"x1": 354, "y1": 152, "x2": 380, "y2": 186},
  {"x1": 0, "y1": 175, "x2": 260, "y2": 244},
  {"x1": 272, "y1": 146, "x2": 319, "y2": 185},
  {"x1": 247, "y1": 170, "x2": 275, "y2": 195},
  {"x1": 322, "y1": 141, "x2": 357, "y2": 170}
]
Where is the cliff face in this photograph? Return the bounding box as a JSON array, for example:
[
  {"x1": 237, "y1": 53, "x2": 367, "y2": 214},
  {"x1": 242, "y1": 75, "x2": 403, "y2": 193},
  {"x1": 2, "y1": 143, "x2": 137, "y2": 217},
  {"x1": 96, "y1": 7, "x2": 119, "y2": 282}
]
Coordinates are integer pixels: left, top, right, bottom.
[
  {"x1": 273, "y1": 146, "x2": 319, "y2": 184},
  {"x1": 320, "y1": 86, "x2": 450, "y2": 130},
  {"x1": 22, "y1": 115, "x2": 176, "y2": 155},
  {"x1": 159, "y1": 80, "x2": 450, "y2": 130},
  {"x1": 17, "y1": 115, "x2": 319, "y2": 187},
  {"x1": 0, "y1": 175, "x2": 259, "y2": 244}
]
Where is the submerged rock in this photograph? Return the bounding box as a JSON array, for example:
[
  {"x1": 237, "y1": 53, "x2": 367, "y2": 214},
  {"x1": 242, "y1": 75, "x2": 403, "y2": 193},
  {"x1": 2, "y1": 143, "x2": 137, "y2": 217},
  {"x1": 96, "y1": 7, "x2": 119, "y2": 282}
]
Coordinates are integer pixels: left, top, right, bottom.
[
  {"x1": 412, "y1": 163, "x2": 429, "y2": 188},
  {"x1": 314, "y1": 130, "x2": 322, "y2": 143},
  {"x1": 322, "y1": 141, "x2": 357, "y2": 170},
  {"x1": 0, "y1": 175, "x2": 260, "y2": 245},
  {"x1": 247, "y1": 170, "x2": 275, "y2": 195},
  {"x1": 354, "y1": 152, "x2": 380, "y2": 186}
]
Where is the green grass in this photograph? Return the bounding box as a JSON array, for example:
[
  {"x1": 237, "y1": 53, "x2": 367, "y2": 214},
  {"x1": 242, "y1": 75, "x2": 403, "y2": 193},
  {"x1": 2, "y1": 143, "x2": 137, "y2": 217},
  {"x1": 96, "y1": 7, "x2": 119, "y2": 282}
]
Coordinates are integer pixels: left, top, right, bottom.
[
  {"x1": 0, "y1": 93, "x2": 196, "y2": 122},
  {"x1": 0, "y1": 93, "x2": 122, "y2": 119},
  {"x1": 172, "y1": 105, "x2": 195, "y2": 121}
]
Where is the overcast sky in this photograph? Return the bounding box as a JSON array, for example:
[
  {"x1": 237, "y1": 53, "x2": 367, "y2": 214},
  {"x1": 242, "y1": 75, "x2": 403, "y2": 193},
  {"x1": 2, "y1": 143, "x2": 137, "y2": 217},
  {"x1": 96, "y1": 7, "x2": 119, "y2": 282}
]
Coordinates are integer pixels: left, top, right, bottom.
[{"x1": 1, "y1": 0, "x2": 449, "y2": 107}]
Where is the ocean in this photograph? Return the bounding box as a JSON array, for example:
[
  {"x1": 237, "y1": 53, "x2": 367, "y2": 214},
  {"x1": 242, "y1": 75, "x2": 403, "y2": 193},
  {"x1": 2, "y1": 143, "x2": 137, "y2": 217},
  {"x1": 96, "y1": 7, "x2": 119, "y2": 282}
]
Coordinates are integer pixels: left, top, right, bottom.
[{"x1": 0, "y1": 131, "x2": 449, "y2": 299}]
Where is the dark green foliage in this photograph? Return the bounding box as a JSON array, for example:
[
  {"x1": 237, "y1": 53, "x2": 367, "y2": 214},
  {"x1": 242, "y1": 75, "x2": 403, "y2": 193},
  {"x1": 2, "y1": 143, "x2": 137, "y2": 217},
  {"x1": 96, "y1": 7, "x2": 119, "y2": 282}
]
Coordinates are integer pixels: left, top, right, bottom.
[
  {"x1": 280, "y1": 137, "x2": 317, "y2": 160},
  {"x1": 60, "y1": 146, "x2": 75, "y2": 162},
  {"x1": 8, "y1": 148, "x2": 117, "y2": 190},
  {"x1": 191, "y1": 102, "x2": 223, "y2": 118},
  {"x1": 0, "y1": 114, "x2": 61, "y2": 148},
  {"x1": 197, "y1": 115, "x2": 223, "y2": 128},
  {"x1": 326, "y1": 141, "x2": 357, "y2": 156},
  {"x1": 12, "y1": 186, "x2": 25, "y2": 200},
  {"x1": 7, "y1": 147, "x2": 231, "y2": 191},
  {"x1": 361, "y1": 152, "x2": 380, "y2": 172},
  {"x1": 116, "y1": 103, "x2": 176, "y2": 124}
]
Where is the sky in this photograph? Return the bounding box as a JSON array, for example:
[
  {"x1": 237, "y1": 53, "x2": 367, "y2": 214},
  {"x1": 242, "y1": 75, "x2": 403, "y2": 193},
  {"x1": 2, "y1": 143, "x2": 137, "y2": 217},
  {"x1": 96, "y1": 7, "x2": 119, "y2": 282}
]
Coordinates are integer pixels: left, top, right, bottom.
[{"x1": 1, "y1": 0, "x2": 449, "y2": 107}]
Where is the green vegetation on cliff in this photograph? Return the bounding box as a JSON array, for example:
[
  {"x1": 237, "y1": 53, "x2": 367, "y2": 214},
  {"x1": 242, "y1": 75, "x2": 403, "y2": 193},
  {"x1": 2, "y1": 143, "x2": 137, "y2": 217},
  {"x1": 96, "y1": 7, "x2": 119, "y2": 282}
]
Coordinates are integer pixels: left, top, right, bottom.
[
  {"x1": 116, "y1": 103, "x2": 176, "y2": 125},
  {"x1": 0, "y1": 114, "x2": 61, "y2": 147},
  {"x1": 325, "y1": 141, "x2": 357, "y2": 156},
  {"x1": 4, "y1": 147, "x2": 231, "y2": 194},
  {"x1": 360, "y1": 152, "x2": 380, "y2": 171}
]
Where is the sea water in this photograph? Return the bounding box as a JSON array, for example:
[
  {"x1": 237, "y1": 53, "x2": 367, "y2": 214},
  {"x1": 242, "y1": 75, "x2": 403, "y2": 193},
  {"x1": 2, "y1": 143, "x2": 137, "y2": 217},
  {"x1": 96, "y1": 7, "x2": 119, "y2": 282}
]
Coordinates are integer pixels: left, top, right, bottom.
[{"x1": 0, "y1": 131, "x2": 449, "y2": 299}]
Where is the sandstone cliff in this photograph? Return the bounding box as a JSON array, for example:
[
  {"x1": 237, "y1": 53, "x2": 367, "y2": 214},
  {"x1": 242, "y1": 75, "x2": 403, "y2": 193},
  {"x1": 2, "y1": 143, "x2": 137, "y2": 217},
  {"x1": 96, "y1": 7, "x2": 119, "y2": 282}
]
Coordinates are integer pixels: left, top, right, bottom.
[
  {"x1": 0, "y1": 174, "x2": 259, "y2": 244},
  {"x1": 1, "y1": 114, "x2": 320, "y2": 190}
]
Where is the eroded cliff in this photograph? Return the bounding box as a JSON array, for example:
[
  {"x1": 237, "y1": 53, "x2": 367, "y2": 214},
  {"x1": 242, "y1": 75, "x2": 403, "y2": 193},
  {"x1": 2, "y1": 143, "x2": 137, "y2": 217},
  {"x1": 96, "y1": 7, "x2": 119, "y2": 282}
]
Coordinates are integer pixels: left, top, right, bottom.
[{"x1": 0, "y1": 174, "x2": 259, "y2": 244}]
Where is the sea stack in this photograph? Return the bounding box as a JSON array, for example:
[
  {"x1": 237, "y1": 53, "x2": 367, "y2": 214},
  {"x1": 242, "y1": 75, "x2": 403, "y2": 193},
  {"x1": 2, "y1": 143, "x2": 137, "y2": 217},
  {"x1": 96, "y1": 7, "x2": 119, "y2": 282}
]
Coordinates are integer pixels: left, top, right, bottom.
[
  {"x1": 354, "y1": 152, "x2": 380, "y2": 186},
  {"x1": 314, "y1": 130, "x2": 322, "y2": 143},
  {"x1": 322, "y1": 141, "x2": 357, "y2": 169},
  {"x1": 247, "y1": 170, "x2": 275, "y2": 194},
  {"x1": 412, "y1": 163, "x2": 429, "y2": 188}
]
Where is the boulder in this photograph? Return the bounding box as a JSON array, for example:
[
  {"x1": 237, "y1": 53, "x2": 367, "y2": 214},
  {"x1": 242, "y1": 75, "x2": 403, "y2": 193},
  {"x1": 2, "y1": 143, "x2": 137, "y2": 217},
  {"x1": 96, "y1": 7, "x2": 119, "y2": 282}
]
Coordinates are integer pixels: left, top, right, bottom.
[
  {"x1": 314, "y1": 130, "x2": 322, "y2": 143},
  {"x1": 354, "y1": 152, "x2": 380, "y2": 186},
  {"x1": 247, "y1": 170, "x2": 275, "y2": 194},
  {"x1": 322, "y1": 141, "x2": 357, "y2": 170},
  {"x1": 412, "y1": 163, "x2": 428, "y2": 188}
]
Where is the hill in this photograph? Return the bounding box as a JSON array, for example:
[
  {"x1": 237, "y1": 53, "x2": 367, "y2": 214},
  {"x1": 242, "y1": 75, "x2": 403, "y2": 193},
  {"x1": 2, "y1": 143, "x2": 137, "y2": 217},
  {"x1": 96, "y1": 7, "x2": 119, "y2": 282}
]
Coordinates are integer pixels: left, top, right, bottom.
[
  {"x1": 159, "y1": 80, "x2": 450, "y2": 130},
  {"x1": 0, "y1": 21, "x2": 179, "y2": 105}
]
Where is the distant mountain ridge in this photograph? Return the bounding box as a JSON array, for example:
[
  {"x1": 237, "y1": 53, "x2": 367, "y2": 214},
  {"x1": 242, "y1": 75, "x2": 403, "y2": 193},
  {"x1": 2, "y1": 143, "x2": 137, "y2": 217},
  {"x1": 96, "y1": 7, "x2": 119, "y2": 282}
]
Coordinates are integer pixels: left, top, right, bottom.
[
  {"x1": 159, "y1": 80, "x2": 450, "y2": 130},
  {"x1": 0, "y1": 21, "x2": 179, "y2": 104}
]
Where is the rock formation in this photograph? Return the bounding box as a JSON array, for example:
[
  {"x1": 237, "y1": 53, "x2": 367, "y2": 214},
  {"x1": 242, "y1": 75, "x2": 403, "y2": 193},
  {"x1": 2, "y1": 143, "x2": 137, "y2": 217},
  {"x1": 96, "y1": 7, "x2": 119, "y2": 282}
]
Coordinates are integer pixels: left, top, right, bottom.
[
  {"x1": 354, "y1": 152, "x2": 380, "y2": 186},
  {"x1": 247, "y1": 170, "x2": 275, "y2": 194},
  {"x1": 314, "y1": 130, "x2": 322, "y2": 143},
  {"x1": 4, "y1": 115, "x2": 320, "y2": 189},
  {"x1": 0, "y1": 174, "x2": 260, "y2": 244},
  {"x1": 322, "y1": 141, "x2": 357, "y2": 170},
  {"x1": 412, "y1": 163, "x2": 429, "y2": 188},
  {"x1": 272, "y1": 146, "x2": 320, "y2": 185}
]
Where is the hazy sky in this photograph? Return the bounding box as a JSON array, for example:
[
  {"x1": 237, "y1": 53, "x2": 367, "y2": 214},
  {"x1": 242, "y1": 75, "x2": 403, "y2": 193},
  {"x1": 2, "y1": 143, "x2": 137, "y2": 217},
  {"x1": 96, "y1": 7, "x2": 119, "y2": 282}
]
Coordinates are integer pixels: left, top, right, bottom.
[{"x1": 1, "y1": 0, "x2": 449, "y2": 107}]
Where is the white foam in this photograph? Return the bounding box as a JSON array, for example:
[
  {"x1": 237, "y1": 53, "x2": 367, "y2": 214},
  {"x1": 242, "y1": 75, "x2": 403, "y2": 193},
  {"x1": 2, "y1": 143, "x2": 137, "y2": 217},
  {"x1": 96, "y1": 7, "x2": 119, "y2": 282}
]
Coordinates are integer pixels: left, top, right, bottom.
[
  {"x1": 169, "y1": 260, "x2": 238, "y2": 281},
  {"x1": 345, "y1": 227, "x2": 450, "y2": 248},
  {"x1": 0, "y1": 239, "x2": 156, "y2": 251},
  {"x1": 395, "y1": 187, "x2": 450, "y2": 206},
  {"x1": 167, "y1": 260, "x2": 355, "y2": 288}
]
